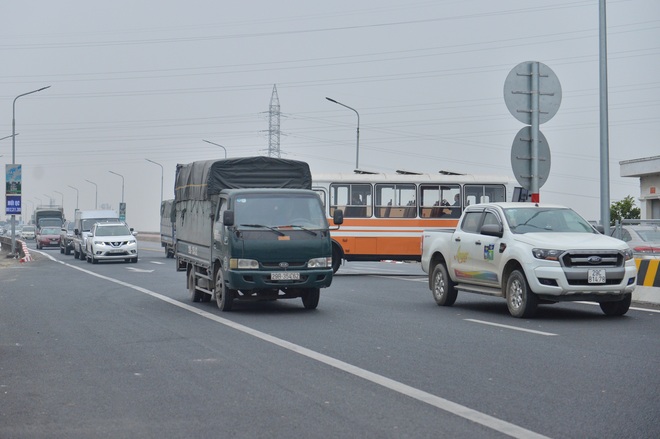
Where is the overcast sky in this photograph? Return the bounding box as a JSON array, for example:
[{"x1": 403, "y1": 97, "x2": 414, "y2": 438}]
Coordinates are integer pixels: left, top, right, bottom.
[{"x1": 2, "y1": 0, "x2": 658, "y2": 231}]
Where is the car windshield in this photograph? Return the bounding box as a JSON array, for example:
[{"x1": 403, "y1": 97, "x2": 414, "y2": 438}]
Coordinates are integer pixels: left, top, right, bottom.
[
  {"x1": 234, "y1": 194, "x2": 327, "y2": 229},
  {"x1": 41, "y1": 227, "x2": 59, "y2": 235},
  {"x1": 636, "y1": 228, "x2": 660, "y2": 242},
  {"x1": 95, "y1": 225, "x2": 131, "y2": 237},
  {"x1": 503, "y1": 207, "x2": 596, "y2": 234},
  {"x1": 82, "y1": 218, "x2": 116, "y2": 231}
]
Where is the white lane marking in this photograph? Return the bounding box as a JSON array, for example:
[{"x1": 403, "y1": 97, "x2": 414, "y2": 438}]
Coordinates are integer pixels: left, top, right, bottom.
[
  {"x1": 40, "y1": 252, "x2": 551, "y2": 439},
  {"x1": 465, "y1": 319, "x2": 558, "y2": 336},
  {"x1": 150, "y1": 261, "x2": 165, "y2": 265},
  {"x1": 125, "y1": 267, "x2": 155, "y2": 273}
]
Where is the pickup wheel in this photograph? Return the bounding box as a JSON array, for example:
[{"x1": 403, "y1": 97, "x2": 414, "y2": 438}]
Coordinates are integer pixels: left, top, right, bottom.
[
  {"x1": 599, "y1": 293, "x2": 631, "y2": 316},
  {"x1": 302, "y1": 288, "x2": 320, "y2": 310},
  {"x1": 506, "y1": 270, "x2": 538, "y2": 318},
  {"x1": 431, "y1": 264, "x2": 457, "y2": 306},
  {"x1": 215, "y1": 268, "x2": 234, "y2": 311},
  {"x1": 188, "y1": 268, "x2": 204, "y2": 303}
]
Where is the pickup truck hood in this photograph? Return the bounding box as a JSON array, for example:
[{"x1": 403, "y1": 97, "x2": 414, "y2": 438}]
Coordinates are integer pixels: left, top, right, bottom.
[{"x1": 512, "y1": 232, "x2": 628, "y2": 250}]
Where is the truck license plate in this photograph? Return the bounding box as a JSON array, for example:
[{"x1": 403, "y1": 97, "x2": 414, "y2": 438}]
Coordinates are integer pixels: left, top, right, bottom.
[
  {"x1": 588, "y1": 269, "x2": 606, "y2": 284},
  {"x1": 271, "y1": 272, "x2": 300, "y2": 280}
]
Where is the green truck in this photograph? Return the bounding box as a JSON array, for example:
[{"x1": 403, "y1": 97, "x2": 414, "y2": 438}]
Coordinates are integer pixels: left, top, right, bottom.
[{"x1": 174, "y1": 156, "x2": 343, "y2": 311}]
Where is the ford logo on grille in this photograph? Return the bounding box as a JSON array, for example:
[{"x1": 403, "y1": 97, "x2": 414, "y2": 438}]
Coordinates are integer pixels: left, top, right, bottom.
[
  {"x1": 279, "y1": 262, "x2": 289, "y2": 268},
  {"x1": 588, "y1": 256, "x2": 602, "y2": 264}
]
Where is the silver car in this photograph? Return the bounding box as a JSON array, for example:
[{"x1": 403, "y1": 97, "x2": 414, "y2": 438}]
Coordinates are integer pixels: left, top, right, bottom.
[
  {"x1": 610, "y1": 224, "x2": 660, "y2": 258},
  {"x1": 85, "y1": 222, "x2": 138, "y2": 264}
]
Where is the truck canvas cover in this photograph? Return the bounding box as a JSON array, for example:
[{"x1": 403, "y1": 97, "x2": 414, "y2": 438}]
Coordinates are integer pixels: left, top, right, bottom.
[{"x1": 175, "y1": 156, "x2": 312, "y2": 202}]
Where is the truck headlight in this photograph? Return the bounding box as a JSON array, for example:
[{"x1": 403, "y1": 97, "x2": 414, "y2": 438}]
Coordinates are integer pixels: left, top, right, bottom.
[
  {"x1": 622, "y1": 248, "x2": 634, "y2": 261},
  {"x1": 229, "y1": 258, "x2": 259, "y2": 269},
  {"x1": 307, "y1": 257, "x2": 332, "y2": 268},
  {"x1": 532, "y1": 248, "x2": 562, "y2": 261}
]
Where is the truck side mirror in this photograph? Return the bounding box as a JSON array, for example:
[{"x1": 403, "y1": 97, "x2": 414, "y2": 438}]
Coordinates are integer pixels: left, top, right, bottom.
[
  {"x1": 480, "y1": 223, "x2": 503, "y2": 238},
  {"x1": 223, "y1": 210, "x2": 235, "y2": 227},
  {"x1": 74, "y1": 229, "x2": 79, "y2": 235},
  {"x1": 332, "y1": 209, "x2": 344, "y2": 226}
]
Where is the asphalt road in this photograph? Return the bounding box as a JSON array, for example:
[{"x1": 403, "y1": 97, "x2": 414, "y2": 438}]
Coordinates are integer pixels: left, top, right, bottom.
[{"x1": 1, "y1": 240, "x2": 659, "y2": 439}]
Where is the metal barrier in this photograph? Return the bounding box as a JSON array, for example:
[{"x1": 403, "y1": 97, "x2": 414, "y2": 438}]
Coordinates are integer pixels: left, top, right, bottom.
[{"x1": 636, "y1": 258, "x2": 660, "y2": 287}]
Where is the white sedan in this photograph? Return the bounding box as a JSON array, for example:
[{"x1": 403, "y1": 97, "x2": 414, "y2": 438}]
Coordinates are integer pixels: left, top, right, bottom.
[{"x1": 85, "y1": 222, "x2": 138, "y2": 264}]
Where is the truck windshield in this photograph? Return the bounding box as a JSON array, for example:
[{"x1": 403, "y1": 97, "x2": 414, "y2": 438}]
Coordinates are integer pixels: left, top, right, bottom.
[
  {"x1": 503, "y1": 207, "x2": 596, "y2": 234},
  {"x1": 234, "y1": 194, "x2": 327, "y2": 229}
]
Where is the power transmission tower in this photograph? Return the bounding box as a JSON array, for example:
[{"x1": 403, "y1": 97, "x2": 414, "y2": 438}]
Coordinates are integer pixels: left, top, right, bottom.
[{"x1": 268, "y1": 84, "x2": 281, "y2": 158}]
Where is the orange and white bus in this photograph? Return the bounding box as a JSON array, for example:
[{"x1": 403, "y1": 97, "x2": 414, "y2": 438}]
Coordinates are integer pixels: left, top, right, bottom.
[{"x1": 312, "y1": 171, "x2": 518, "y2": 271}]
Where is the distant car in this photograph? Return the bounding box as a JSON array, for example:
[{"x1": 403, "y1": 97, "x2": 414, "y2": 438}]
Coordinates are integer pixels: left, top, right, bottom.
[
  {"x1": 21, "y1": 225, "x2": 36, "y2": 240},
  {"x1": 36, "y1": 226, "x2": 61, "y2": 249},
  {"x1": 60, "y1": 220, "x2": 76, "y2": 255},
  {"x1": 85, "y1": 222, "x2": 138, "y2": 264},
  {"x1": 610, "y1": 224, "x2": 660, "y2": 258}
]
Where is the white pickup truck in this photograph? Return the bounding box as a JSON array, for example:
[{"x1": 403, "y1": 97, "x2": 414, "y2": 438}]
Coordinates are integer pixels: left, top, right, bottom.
[{"x1": 421, "y1": 202, "x2": 637, "y2": 318}]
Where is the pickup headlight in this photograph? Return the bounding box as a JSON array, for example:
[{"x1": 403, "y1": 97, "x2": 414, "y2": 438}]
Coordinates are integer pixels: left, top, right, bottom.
[
  {"x1": 622, "y1": 248, "x2": 634, "y2": 261},
  {"x1": 307, "y1": 257, "x2": 332, "y2": 268},
  {"x1": 532, "y1": 248, "x2": 563, "y2": 261},
  {"x1": 229, "y1": 258, "x2": 259, "y2": 269}
]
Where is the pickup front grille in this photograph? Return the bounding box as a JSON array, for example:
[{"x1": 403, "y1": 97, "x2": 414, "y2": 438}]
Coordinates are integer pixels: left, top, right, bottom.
[{"x1": 560, "y1": 250, "x2": 623, "y2": 268}]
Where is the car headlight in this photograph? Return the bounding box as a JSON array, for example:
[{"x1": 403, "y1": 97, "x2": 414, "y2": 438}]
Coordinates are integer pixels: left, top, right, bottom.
[
  {"x1": 622, "y1": 248, "x2": 634, "y2": 261},
  {"x1": 307, "y1": 256, "x2": 332, "y2": 268},
  {"x1": 532, "y1": 248, "x2": 563, "y2": 261},
  {"x1": 229, "y1": 258, "x2": 259, "y2": 269}
]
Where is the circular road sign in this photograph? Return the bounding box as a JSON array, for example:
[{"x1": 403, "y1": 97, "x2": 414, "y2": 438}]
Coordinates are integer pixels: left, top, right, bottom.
[
  {"x1": 504, "y1": 61, "x2": 562, "y2": 125},
  {"x1": 510, "y1": 126, "x2": 551, "y2": 191}
]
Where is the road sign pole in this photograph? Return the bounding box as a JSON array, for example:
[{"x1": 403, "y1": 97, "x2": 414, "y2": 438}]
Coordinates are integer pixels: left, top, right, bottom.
[{"x1": 531, "y1": 62, "x2": 540, "y2": 202}]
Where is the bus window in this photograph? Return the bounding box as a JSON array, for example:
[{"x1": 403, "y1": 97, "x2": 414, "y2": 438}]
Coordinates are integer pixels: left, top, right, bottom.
[
  {"x1": 420, "y1": 184, "x2": 460, "y2": 218},
  {"x1": 330, "y1": 183, "x2": 372, "y2": 218},
  {"x1": 464, "y1": 184, "x2": 507, "y2": 206},
  {"x1": 313, "y1": 189, "x2": 327, "y2": 212},
  {"x1": 376, "y1": 184, "x2": 416, "y2": 218}
]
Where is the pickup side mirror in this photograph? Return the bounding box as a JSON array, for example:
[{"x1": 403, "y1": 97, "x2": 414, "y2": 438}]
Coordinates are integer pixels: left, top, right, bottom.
[
  {"x1": 223, "y1": 210, "x2": 235, "y2": 227},
  {"x1": 480, "y1": 223, "x2": 503, "y2": 238},
  {"x1": 332, "y1": 209, "x2": 344, "y2": 226},
  {"x1": 594, "y1": 225, "x2": 605, "y2": 234}
]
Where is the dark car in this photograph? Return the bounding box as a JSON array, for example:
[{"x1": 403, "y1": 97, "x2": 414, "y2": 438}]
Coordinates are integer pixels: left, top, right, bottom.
[
  {"x1": 60, "y1": 220, "x2": 76, "y2": 255},
  {"x1": 36, "y1": 226, "x2": 61, "y2": 249}
]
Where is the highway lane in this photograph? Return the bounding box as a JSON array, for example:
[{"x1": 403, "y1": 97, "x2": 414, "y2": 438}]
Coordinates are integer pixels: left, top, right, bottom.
[{"x1": 2, "y1": 241, "x2": 659, "y2": 438}]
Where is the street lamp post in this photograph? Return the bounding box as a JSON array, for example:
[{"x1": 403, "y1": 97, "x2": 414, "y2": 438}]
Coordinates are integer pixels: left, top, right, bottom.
[
  {"x1": 108, "y1": 171, "x2": 125, "y2": 204},
  {"x1": 202, "y1": 139, "x2": 227, "y2": 158},
  {"x1": 325, "y1": 97, "x2": 360, "y2": 170},
  {"x1": 54, "y1": 190, "x2": 64, "y2": 208},
  {"x1": 145, "y1": 159, "x2": 164, "y2": 206},
  {"x1": 68, "y1": 185, "x2": 79, "y2": 212},
  {"x1": 9, "y1": 85, "x2": 50, "y2": 256},
  {"x1": 85, "y1": 180, "x2": 97, "y2": 209}
]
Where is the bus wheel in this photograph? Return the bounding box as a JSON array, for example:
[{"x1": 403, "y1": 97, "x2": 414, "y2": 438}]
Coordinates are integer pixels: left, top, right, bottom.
[
  {"x1": 302, "y1": 288, "x2": 320, "y2": 310},
  {"x1": 215, "y1": 268, "x2": 234, "y2": 311},
  {"x1": 189, "y1": 268, "x2": 203, "y2": 302}
]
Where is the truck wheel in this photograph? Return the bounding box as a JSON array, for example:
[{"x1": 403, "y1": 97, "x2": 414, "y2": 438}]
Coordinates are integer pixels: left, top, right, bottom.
[
  {"x1": 599, "y1": 293, "x2": 631, "y2": 316},
  {"x1": 65, "y1": 246, "x2": 71, "y2": 255},
  {"x1": 188, "y1": 269, "x2": 204, "y2": 303},
  {"x1": 215, "y1": 268, "x2": 234, "y2": 311},
  {"x1": 506, "y1": 270, "x2": 538, "y2": 318},
  {"x1": 331, "y1": 246, "x2": 342, "y2": 273},
  {"x1": 302, "y1": 288, "x2": 320, "y2": 310},
  {"x1": 431, "y1": 264, "x2": 457, "y2": 306}
]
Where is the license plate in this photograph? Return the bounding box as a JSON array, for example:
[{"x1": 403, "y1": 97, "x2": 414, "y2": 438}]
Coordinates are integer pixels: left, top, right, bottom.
[
  {"x1": 271, "y1": 272, "x2": 300, "y2": 280},
  {"x1": 588, "y1": 269, "x2": 606, "y2": 284}
]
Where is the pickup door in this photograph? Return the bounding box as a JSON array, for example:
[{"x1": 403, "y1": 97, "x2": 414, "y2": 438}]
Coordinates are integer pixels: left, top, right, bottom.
[{"x1": 451, "y1": 209, "x2": 504, "y2": 288}]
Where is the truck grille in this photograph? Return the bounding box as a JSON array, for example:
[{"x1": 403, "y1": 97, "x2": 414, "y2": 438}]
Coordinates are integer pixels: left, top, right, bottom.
[
  {"x1": 560, "y1": 250, "x2": 623, "y2": 268},
  {"x1": 560, "y1": 250, "x2": 626, "y2": 286}
]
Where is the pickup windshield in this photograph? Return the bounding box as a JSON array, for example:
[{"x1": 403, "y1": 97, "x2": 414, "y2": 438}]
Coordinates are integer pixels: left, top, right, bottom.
[
  {"x1": 503, "y1": 207, "x2": 596, "y2": 234},
  {"x1": 234, "y1": 194, "x2": 327, "y2": 230}
]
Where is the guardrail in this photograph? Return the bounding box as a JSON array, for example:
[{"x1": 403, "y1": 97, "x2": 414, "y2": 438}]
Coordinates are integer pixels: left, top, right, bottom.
[
  {"x1": 0, "y1": 236, "x2": 27, "y2": 258},
  {"x1": 636, "y1": 259, "x2": 660, "y2": 287}
]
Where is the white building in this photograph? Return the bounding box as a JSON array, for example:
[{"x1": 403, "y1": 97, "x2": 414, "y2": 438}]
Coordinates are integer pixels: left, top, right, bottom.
[{"x1": 620, "y1": 155, "x2": 660, "y2": 219}]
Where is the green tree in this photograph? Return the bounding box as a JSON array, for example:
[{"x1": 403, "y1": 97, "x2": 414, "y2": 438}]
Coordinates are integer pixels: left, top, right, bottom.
[{"x1": 610, "y1": 195, "x2": 640, "y2": 225}]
